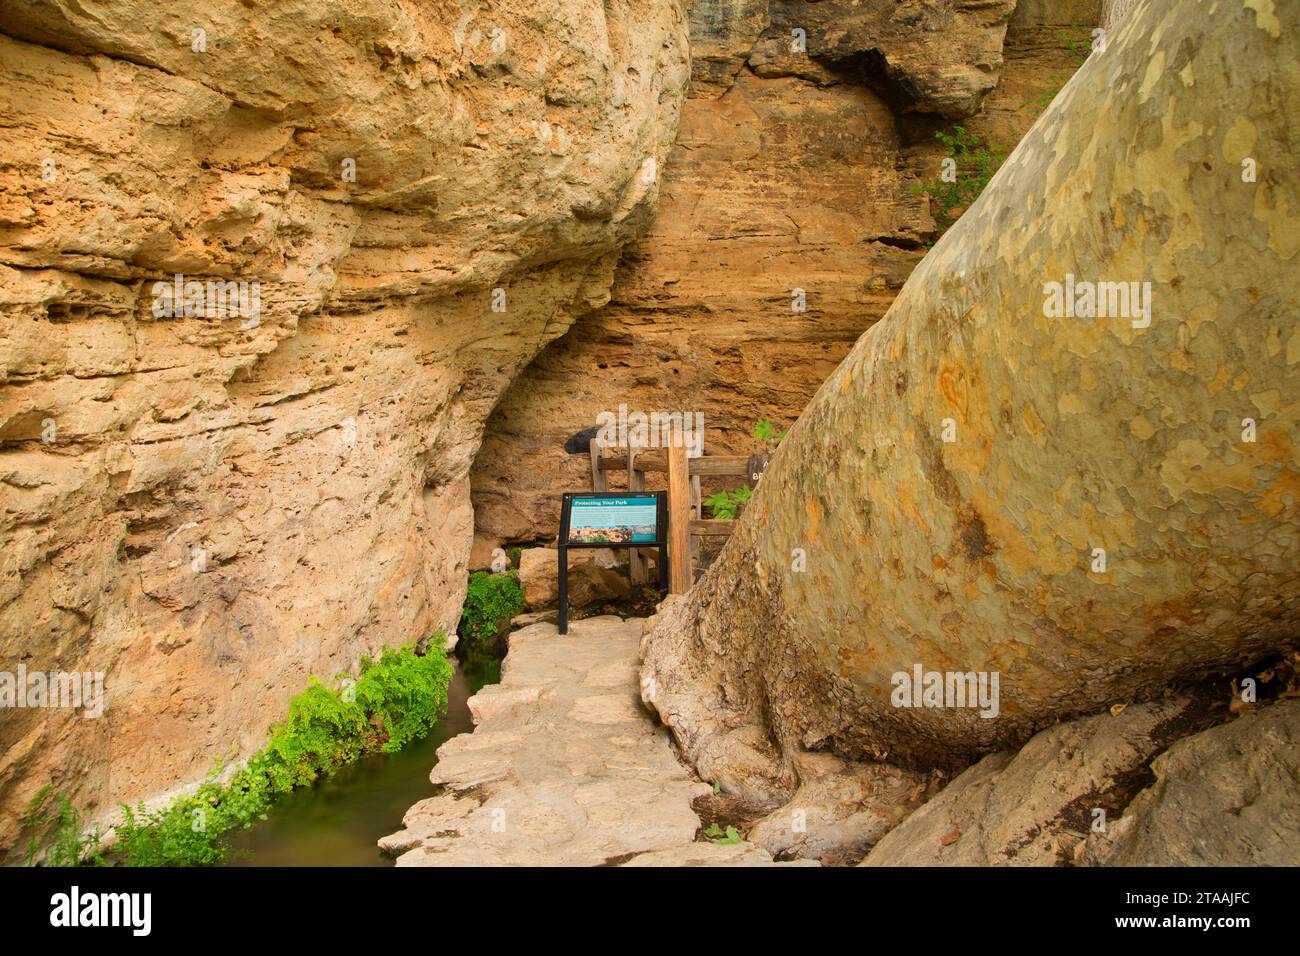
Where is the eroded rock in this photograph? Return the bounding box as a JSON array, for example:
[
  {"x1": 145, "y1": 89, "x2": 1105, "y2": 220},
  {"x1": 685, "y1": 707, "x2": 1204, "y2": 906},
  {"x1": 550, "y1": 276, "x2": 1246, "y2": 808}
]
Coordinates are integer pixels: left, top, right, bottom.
[
  {"x1": 861, "y1": 696, "x2": 1215, "y2": 866},
  {"x1": 472, "y1": 4, "x2": 1096, "y2": 549},
  {"x1": 1086, "y1": 699, "x2": 1300, "y2": 866},
  {"x1": 0, "y1": 0, "x2": 689, "y2": 858}
]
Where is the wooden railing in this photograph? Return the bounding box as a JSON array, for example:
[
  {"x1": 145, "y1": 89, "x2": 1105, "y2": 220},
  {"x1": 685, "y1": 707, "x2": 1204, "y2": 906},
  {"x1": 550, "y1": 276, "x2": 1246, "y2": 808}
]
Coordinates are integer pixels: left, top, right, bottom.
[{"x1": 589, "y1": 440, "x2": 748, "y2": 593}]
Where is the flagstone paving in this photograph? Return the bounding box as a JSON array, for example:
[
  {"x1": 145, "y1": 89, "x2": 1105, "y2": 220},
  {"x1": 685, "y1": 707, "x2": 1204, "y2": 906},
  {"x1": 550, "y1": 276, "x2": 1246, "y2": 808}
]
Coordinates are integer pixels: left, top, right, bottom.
[{"x1": 380, "y1": 615, "x2": 816, "y2": 867}]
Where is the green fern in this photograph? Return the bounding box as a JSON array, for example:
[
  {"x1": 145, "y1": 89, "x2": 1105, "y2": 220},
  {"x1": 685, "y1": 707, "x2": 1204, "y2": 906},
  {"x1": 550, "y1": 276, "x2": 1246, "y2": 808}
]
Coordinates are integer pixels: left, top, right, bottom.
[
  {"x1": 20, "y1": 786, "x2": 103, "y2": 867},
  {"x1": 111, "y1": 639, "x2": 453, "y2": 866}
]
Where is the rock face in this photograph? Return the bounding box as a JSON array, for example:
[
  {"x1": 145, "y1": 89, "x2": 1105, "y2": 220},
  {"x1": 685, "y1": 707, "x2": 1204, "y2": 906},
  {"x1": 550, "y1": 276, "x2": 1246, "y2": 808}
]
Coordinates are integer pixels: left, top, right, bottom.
[
  {"x1": 747, "y1": 0, "x2": 1018, "y2": 118},
  {"x1": 0, "y1": 0, "x2": 689, "y2": 858},
  {"x1": 861, "y1": 696, "x2": 1213, "y2": 866},
  {"x1": 1086, "y1": 699, "x2": 1300, "y2": 866},
  {"x1": 514, "y1": 546, "x2": 621, "y2": 606},
  {"x1": 472, "y1": 0, "x2": 1094, "y2": 546},
  {"x1": 863, "y1": 696, "x2": 1300, "y2": 867},
  {"x1": 640, "y1": 0, "x2": 1300, "y2": 805}
]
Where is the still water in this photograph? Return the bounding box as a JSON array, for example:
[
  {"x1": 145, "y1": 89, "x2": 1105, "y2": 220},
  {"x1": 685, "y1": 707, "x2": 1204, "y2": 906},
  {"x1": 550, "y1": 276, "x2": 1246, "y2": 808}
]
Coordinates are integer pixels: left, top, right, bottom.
[{"x1": 225, "y1": 653, "x2": 500, "y2": 867}]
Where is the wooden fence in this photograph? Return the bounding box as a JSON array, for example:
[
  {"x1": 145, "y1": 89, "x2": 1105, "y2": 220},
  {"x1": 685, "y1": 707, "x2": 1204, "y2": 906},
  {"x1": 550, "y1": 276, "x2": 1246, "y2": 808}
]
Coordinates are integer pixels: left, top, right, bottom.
[{"x1": 588, "y1": 440, "x2": 749, "y2": 593}]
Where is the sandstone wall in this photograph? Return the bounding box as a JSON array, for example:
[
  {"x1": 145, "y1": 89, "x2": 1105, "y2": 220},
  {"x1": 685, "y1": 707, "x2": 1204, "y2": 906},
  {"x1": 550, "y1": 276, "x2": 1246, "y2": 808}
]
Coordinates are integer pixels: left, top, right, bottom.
[
  {"x1": 0, "y1": 0, "x2": 689, "y2": 858},
  {"x1": 472, "y1": 0, "x2": 1098, "y2": 546}
]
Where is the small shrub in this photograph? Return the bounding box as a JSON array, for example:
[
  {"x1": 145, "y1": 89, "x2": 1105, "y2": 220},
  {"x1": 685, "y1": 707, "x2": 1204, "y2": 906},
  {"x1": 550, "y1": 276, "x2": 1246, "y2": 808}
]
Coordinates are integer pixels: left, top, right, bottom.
[
  {"x1": 753, "y1": 419, "x2": 785, "y2": 445},
  {"x1": 704, "y1": 823, "x2": 742, "y2": 845},
  {"x1": 705, "y1": 486, "x2": 752, "y2": 520},
  {"x1": 911, "y1": 126, "x2": 1008, "y2": 234},
  {"x1": 705, "y1": 418, "x2": 783, "y2": 520},
  {"x1": 459, "y1": 570, "x2": 525, "y2": 646}
]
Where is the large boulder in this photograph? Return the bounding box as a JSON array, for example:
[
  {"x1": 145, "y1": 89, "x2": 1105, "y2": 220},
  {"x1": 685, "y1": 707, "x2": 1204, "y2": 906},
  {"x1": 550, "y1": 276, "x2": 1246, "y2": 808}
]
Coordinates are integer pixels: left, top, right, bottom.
[
  {"x1": 861, "y1": 696, "x2": 1214, "y2": 866},
  {"x1": 568, "y1": 563, "x2": 631, "y2": 609},
  {"x1": 641, "y1": 0, "x2": 1300, "y2": 802},
  {"x1": 518, "y1": 546, "x2": 621, "y2": 608}
]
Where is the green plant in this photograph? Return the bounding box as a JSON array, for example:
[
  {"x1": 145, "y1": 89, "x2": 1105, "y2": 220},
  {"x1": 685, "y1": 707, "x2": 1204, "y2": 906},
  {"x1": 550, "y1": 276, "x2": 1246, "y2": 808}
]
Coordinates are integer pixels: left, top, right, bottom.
[
  {"x1": 355, "y1": 644, "x2": 453, "y2": 753},
  {"x1": 1061, "y1": 28, "x2": 1092, "y2": 66},
  {"x1": 911, "y1": 126, "x2": 1008, "y2": 234},
  {"x1": 704, "y1": 823, "x2": 742, "y2": 845},
  {"x1": 20, "y1": 786, "x2": 103, "y2": 867},
  {"x1": 459, "y1": 570, "x2": 525, "y2": 646},
  {"x1": 704, "y1": 419, "x2": 783, "y2": 520},
  {"x1": 112, "y1": 639, "x2": 453, "y2": 866},
  {"x1": 753, "y1": 419, "x2": 786, "y2": 445},
  {"x1": 1021, "y1": 72, "x2": 1072, "y2": 115},
  {"x1": 705, "y1": 486, "x2": 751, "y2": 520}
]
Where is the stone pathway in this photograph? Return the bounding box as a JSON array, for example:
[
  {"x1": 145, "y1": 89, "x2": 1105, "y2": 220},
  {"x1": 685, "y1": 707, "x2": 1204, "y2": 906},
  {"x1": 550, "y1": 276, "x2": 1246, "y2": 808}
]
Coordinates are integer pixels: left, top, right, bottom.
[{"x1": 379, "y1": 616, "x2": 815, "y2": 866}]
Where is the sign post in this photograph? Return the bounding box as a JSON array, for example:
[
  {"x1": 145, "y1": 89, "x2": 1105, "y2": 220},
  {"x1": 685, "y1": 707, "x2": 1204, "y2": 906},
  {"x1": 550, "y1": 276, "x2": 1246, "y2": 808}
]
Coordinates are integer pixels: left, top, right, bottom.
[{"x1": 557, "y1": 491, "x2": 668, "y2": 634}]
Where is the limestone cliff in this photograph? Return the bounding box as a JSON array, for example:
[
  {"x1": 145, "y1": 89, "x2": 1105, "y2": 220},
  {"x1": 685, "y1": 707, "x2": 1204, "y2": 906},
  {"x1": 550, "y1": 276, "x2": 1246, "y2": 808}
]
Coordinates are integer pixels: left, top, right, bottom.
[
  {"x1": 0, "y1": 0, "x2": 689, "y2": 859},
  {"x1": 472, "y1": 0, "x2": 1094, "y2": 547}
]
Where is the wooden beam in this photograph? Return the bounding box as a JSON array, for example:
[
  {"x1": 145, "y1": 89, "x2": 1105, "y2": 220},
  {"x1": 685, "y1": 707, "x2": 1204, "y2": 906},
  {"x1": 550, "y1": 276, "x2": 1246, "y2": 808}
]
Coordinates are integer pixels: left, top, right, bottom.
[
  {"x1": 597, "y1": 453, "x2": 749, "y2": 476},
  {"x1": 666, "y1": 444, "x2": 692, "y2": 594},
  {"x1": 688, "y1": 519, "x2": 736, "y2": 537}
]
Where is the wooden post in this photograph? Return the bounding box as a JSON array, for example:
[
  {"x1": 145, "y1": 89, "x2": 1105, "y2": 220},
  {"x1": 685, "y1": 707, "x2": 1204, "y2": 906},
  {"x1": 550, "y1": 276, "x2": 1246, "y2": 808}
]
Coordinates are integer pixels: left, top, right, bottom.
[
  {"x1": 627, "y1": 445, "x2": 646, "y2": 585},
  {"x1": 589, "y1": 438, "x2": 606, "y2": 491},
  {"x1": 667, "y1": 444, "x2": 691, "y2": 593}
]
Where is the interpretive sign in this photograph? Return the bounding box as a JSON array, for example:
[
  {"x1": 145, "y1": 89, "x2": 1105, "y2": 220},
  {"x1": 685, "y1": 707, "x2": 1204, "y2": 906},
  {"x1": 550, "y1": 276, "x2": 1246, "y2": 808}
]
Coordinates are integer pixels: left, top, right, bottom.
[{"x1": 557, "y1": 492, "x2": 668, "y2": 633}]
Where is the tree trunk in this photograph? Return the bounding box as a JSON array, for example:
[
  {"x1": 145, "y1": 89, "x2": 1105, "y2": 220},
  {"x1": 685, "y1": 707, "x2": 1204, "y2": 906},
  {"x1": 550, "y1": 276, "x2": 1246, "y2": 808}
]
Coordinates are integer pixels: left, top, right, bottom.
[{"x1": 640, "y1": 0, "x2": 1300, "y2": 797}]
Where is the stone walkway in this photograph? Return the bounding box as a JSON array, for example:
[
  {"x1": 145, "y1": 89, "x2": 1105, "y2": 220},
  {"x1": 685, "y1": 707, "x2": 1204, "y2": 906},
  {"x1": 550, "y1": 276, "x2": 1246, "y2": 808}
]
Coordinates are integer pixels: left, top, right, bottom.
[{"x1": 379, "y1": 616, "x2": 814, "y2": 866}]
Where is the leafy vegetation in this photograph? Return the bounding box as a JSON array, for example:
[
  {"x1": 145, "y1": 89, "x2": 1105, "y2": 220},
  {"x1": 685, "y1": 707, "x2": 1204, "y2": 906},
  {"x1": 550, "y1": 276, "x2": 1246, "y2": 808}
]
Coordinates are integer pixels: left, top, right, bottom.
[
  {"x1": 1063, "y1": 28, "x2": 1093, "y2": 66},
  {"x1": 102, "y1": 640, "x2": 454, "y2": 866},
  {"x1": 705, "y1": 486, "x2": 751, "y2": 520},
  {"x1": 705, "y1": 419, "x2": 784, "y2": 520},
  {"x1": 458, "y1": 570, "x2": 525, "y2": 648},
  {"x1": 1022, "y1": 30, "x2": 1092, "y2": 116},
  {"x1": 753, "y1": 418, "x2": 785, "y2": 445},
  {"x1": 20, "y1": 786, "x2": 104, "y2": 867},
  {"x1": 911, "y1": 126, "x2": 1008, "y2": 234},
  {"x1": 704, "y1": 823, "x2": 742, "y2": 845}
]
